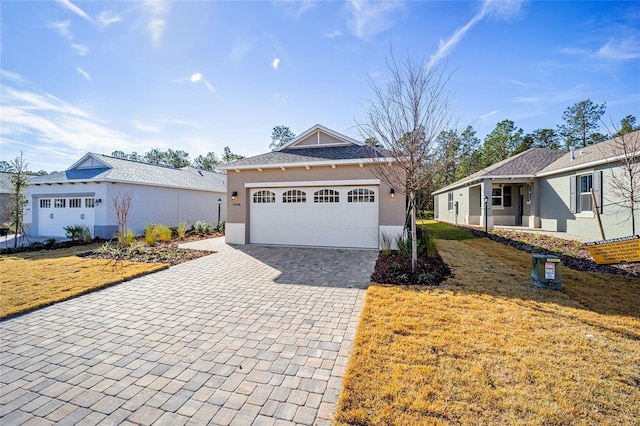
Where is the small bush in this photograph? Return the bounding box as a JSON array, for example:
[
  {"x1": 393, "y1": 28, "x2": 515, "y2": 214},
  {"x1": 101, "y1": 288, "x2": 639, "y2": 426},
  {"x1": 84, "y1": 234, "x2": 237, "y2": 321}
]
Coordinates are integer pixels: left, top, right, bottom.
[
  {"x1": 177, "y1": 222, "x2": 187, "y2": 239},
  {"x1": 216, "y1": 221, "x2": 226, "y2": 235},
  {"x1": 117, "y1": 229, "x2": 134, "y2": 247},
  {"x1": 144, "y1": 225, "x2": 157, "y2": 246},
  {"x1": 380, "y1": 231, "x2": 393, "y2": 256},
  {"x1": 194, "y1": 221, "x2": 214, "y2": 236},
  {"x1": 63, "y1": 225, "x2": 91, "y2": 242},
  {"x1": 156, "y1": 225, "x2": 172, "y2": 242}
]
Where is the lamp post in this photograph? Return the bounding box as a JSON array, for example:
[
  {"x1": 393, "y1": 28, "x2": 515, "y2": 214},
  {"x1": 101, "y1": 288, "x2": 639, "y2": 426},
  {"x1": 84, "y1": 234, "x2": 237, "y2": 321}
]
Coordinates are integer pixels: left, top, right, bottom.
[
  {"x1": 484, "y1": 195, "x2": 488, "y2": 235},
  {"x1": 217, "y1": 198, "x2": 222, "y2": 226}
]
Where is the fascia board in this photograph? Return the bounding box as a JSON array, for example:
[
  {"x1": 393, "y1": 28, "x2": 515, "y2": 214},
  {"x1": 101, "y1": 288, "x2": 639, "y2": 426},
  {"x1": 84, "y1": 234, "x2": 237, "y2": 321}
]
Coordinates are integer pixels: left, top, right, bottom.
[{"x1": 218, "y1": 157, "x2": 397, "y2": 171}]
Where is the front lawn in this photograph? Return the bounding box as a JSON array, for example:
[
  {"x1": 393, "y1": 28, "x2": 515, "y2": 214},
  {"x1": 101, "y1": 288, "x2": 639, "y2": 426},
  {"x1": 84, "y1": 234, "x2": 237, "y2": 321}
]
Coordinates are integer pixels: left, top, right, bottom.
[
  {"x1": 336, "y1": 224, "x2": 640, "y2": 425},
  {"x1": 0, "y1": 245, "x2": 167, "y2": 319}
]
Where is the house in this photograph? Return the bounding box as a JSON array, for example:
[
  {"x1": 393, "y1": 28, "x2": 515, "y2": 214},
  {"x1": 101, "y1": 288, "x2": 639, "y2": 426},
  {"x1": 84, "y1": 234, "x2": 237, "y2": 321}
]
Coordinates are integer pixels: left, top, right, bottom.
[
  {"x1": 433, "y1": 130, "x2": 640, "y2": 241},
  {"x1": 217, "y1": 124, "x2": 405, "y2": 249},
  {"x1": 0, "y1": 172, "x2": 13, "y2": 225},
  {"x1": 24, "y1": 153, "x2": 227, "y2": 239}
]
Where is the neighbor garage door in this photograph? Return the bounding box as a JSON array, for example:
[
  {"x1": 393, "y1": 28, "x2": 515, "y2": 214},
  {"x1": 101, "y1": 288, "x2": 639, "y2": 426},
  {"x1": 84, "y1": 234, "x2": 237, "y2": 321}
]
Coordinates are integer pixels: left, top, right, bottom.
[
  {"x1": 37, "y1": 196, "x2": 95, "y2": 237},
  {"x1": 250, "y1": 186, "x2": 378, "y2": 248}
]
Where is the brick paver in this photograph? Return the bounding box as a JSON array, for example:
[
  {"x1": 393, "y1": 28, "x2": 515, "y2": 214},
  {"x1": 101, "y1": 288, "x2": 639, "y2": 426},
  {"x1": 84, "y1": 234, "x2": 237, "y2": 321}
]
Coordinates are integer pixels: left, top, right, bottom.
[{"x1": 0, "y1": 238, "x2": 375, "y2": 425}]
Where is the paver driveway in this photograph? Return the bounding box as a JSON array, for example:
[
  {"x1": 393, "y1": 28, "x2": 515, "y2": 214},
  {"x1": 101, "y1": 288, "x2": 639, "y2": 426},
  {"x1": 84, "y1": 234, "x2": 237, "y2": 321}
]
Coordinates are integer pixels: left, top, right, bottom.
[{"x1": 0, "y1": 238, "x2": 377, "y2": 425}]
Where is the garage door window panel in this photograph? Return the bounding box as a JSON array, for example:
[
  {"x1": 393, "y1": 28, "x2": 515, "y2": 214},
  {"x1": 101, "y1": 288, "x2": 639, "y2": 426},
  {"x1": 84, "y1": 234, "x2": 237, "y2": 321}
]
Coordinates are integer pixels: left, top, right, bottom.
[
  {"x1": 253, "y1": 190, "x2": 276, "y2": 203},
  {"x1": 283, "y1": 190, "x2": 306, "y2": 203},
  {"x1": 54, "y1": 198, "x2": 66, "y2": 208},
  {"x1": 40, "y1": 199, "x2": 51, "y2": 208},
  {"x1": 348, "y1": 188, "x2": 375, "y2": 203},
  {"x1": 314, "y1": 189, "x2": 339, "y2": 203},
  {"x1": 85, "y1": 198, "x2": 95, "y2": 208},
  {"x1": 69, "y1": 198, "x2": 82, "y2": 208}
]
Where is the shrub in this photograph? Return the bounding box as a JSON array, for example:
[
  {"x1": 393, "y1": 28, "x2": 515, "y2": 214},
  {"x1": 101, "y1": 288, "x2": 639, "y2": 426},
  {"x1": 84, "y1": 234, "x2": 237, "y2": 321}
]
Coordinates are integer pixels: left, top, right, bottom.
[
  {"x1": 63, "y1": 225, "x2": 91, "y2": 242},
  {"x1": 177, "y1": 222, "x2": 187, "y2": 239},
  {"x1": 117, "y1": 229, "x2": 134, "y2": 247},
  {"x1": 380, "y1": 231, "x2": 393, "y2": 256},
  {"x1": 194, "y1": 221, "x2": 214, "y2": 236},
  {"x1": 216, "y1": 221, "x2": 226, "y2": 235},
  {"x1": 156, "y1": 225, "x2": 172, "y2": 242},
  {"x1": 144, "y1": 225, "x2": 157, "y2": 246}
]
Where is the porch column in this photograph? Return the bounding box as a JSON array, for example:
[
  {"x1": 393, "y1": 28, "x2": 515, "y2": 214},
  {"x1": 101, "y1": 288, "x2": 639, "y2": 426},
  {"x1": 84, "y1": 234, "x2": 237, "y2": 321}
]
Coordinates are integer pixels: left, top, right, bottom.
[{"x1": 480, "y1": 180, "x2": 494, "y2": 230}]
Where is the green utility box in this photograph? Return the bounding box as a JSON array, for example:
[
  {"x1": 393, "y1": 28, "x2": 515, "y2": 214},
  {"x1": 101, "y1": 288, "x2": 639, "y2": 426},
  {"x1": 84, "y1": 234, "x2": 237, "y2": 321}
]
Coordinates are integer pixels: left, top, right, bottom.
[{"x1": 531, "y1": 254, "x2": 563, "y2": 290}]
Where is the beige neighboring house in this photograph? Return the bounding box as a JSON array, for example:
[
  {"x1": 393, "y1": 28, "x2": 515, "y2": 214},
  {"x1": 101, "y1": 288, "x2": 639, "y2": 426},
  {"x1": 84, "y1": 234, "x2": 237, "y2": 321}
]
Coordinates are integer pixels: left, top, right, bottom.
[
  {"x1": 433, "y1": 130, "x2": 640, "y2": 241},
  {"x1": 217, "y1": 124, "x2": 406, "y2": 249}
]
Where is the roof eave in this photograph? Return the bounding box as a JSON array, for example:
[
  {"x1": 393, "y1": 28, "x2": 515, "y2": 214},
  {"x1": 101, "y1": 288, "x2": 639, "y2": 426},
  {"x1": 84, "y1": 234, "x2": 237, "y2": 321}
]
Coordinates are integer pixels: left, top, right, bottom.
[{"x1": 218, "y1": 156, "x2": 397, "y2": 171}]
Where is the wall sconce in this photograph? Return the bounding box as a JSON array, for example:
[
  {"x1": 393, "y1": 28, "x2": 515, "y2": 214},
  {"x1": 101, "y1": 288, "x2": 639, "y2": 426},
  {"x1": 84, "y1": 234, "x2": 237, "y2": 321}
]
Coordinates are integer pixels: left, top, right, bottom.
[
  {"x1": 390, "y1": 188, "x2": 395, "y2": 199},
  {"x1": 95, "y1": 198, "x2": 102, "y2": 204},
  {"x1": 231, "y1": 191, "x2": 238, "y2": 200}
]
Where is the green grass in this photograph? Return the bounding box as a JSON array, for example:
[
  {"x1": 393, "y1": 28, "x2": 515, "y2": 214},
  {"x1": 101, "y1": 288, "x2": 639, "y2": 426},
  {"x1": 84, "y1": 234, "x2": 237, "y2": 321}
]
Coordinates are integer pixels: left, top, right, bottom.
[{"x1": 417, "y1": 219, "x2": 476, "y2": 240}]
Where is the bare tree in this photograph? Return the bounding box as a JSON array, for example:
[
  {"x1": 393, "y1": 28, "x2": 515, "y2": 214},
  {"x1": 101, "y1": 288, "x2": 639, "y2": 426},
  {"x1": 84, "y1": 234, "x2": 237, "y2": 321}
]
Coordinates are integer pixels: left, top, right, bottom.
[
  {"x1": 602, "y1": 127, "x2": 640, "y2": 235},
  {"x1": 357, "y1": 53, "x2": 451, "y2": 271},
  {"x1": 8, "y1": 152, "x2": 30, "y2": 248},
  {"x1": 112, "y1": 189, "x2": 134, "y2": 245}
]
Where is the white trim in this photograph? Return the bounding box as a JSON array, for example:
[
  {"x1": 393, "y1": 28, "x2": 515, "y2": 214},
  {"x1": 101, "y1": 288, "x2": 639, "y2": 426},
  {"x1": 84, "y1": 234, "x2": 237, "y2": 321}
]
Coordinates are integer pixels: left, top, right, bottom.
[
  {"x1": 218, "y1": 157, "x2": 396, "y2": 171},
  {"x1": 245, "y1": 179, "x2": 380, "y2": 188},
  {"x1": 225, "y1": 223, "x2": 246, "y2": 244},
  {"x1": 276, "y1": 124, "x2": 363, "y2": 151},
  {"x1": 67, "y1": 153, "x2": 110, "y2": 171}
]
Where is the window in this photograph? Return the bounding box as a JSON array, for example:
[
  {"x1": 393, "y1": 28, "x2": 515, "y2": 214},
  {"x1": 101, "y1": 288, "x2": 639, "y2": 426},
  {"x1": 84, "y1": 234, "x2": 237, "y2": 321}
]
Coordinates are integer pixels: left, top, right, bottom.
[
  {"x1": 579, "y1": 174, "x2": 593, "y2": 212},
  {"x1": 503, "y1": 186, "x2": 512, "y2": 208},
  {"x1": 253, "y1": 190, "x2": 276, "y2": 203},
  {"x1": 54, "y1": 198, "x2": 66, "y2": 208},
  {"x1": 491, "y1": 187, "x2": 502, "y2": 206},
  {"x1": 448, "y1": 192, "x2": 454, "y2": 211},
  {"x1": 314, "y1": 189, "x2": 339, "y2": 203},
  {"x1": 85, "y1": 198, "x2": 95, "y2": 208},
  {"x1": 40, "y1": 199, "x2": 51, "y2": 208},
  {"x1": 69, "y1": 198, "x2": 82, "y2": 208},
  {"x1": 348, "y1": 188, "x2": 375, "y2": 203},
  {"x1": 283, "y1": 190, "x2": 306, "y2": 203}
]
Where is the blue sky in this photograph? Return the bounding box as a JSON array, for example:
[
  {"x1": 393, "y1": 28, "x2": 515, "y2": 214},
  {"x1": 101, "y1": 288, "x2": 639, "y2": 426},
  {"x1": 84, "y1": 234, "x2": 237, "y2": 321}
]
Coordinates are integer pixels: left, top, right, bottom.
[{"x1": 1, "y1": 0, "x2": 638, "y2": 172}]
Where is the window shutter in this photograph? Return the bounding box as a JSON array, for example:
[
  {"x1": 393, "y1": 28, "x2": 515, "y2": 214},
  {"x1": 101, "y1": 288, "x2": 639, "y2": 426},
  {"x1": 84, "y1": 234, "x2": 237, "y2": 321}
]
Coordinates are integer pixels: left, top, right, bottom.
[
  {"x1": 593, "y1": 171, "x2": 603, "y2": 214},
  {"x1": 569, "y1": 176, "x2": 576, "y2": 213}
]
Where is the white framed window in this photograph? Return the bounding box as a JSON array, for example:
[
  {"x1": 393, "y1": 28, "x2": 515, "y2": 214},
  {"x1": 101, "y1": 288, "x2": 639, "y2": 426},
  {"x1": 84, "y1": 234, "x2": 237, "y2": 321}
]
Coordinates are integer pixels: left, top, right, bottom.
[
  {"x1": 314, "y1": 189, "x2": 339, "y2": 203},
  {"x1": 253, "y1": 190, "x2": 276, "y2": 203},
  {"x1": 69, "y1": 198, "x2": 82, "y2": 208},
  {"x1": 54, "y1": 198, "x2": 66, "y2": 208},
  {"x1": 448, "y1": 192, "x2": 454, "y2": 211},
  {"x1": 570, "y1": 171, "x2": 602, "y2": 215},
  {"x1": 348, "y1": 188, "x2": 375, "y2": 203},
  {"x1": 40, "y1": 199, "x2": 51, "y2": 208},
  {"x1": 85, "y1": 198, "x2": 95, "y2": 208},
  {"x1": 283, "y1": 190, "x2": 306, "y2": 203},
  {"x1": 579, "y1": 174, "x2": 593, "y2": 212},
  {"x1": 491, "y1": 187, "x2": 503, "y2": 207}
]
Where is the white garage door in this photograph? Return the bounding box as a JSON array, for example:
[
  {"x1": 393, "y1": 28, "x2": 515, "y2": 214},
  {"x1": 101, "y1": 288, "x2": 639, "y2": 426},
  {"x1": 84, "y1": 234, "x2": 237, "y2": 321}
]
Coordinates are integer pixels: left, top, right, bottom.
[
  {"x1": 37, "y1": 196, "x2": 95, "y2": 237},
  {"x1": 250, "y1": 186, "x2": 379, "y2": 248}
]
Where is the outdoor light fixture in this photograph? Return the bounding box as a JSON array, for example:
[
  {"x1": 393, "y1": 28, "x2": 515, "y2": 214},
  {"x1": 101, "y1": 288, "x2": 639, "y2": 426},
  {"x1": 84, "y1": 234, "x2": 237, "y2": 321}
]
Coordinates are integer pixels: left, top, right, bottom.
[
  {"x1": 95, "y1": 198, "x2": 102, "y2": 204},
  {"x1": 390, "y1": 188, "x2": 395, "y2": 199},
  {"x1": 231, "y1": 191, "x2": 238, "y2": 200},
  {"x1": 217, "y1": 198, "x2": 222, "y2": 225},
  {"x1": 484, "y1": 195, "x2": 489, "y2": 234}
]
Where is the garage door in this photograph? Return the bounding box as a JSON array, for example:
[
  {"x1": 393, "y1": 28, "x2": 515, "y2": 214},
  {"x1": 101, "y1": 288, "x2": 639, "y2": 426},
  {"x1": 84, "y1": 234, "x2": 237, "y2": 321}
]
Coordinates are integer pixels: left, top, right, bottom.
[
  {"x1": 250, "y1": 186, "x2": 379, "y2": 248},
  {"x1": 37, "y1": 196, "x2": 95, "y2": 237}
]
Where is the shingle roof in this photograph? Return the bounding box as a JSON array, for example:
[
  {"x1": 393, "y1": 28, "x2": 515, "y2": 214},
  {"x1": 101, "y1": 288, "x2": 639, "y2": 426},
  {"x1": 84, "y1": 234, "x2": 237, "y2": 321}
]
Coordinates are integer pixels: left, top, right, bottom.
[
  {"x1": 539, "y1": 130, "x2": 640, "y2": 174},
  {"x1": 29, "y1": 153, "x2": 227, "y2": 192},
  {"x1": 221, "y1": 145, "x2": 384, "y2": 168},
  {"x1": 434, "y1": 148, "x2": 565, "y2": 194}
]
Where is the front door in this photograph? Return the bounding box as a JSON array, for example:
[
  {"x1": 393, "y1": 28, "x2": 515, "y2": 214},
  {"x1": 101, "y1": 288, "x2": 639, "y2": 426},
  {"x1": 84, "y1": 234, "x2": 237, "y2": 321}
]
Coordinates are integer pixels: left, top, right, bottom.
[{"x1": 516, "y1": 186, "x2": 524, "y2": 226}]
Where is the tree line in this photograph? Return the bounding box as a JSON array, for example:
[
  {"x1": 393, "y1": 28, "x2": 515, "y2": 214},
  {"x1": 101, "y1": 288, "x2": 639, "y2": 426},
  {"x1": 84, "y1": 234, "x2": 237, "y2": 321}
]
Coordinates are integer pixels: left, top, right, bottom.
[{"x1": 110, "y1": 146, "x2": 245, "y2": 171}]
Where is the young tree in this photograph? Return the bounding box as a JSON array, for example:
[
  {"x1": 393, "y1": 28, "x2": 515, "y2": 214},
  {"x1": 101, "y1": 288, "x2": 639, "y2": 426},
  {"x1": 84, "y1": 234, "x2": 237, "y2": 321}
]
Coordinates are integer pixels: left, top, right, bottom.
[
  {"x1": 270, "y1": 125, "x2": 296, "y2": 150},
  {"x1": 8, "y1": 152, "x2": 30, "y2": 248},
  {"x1": 222, "y1": 146, "x2": 246, "y2": 163},
  {"x1": 193, "y1": 152, "x2": 220, "y2": 171},
  {"x1": 112, "y1": 190, "x2": 133, "y2": 246},
  {"x1": 357, "y1": 53, "x2": 451, "y2": 271},
  {"x1": 615, "y1": 115, "x2": 638, "y2": 137},
  {"x1": 481, "y1": 119, "x2": 523, "y2": 168},
  {"x1": 558, "y1": 99, "x2": 606, "y2": 149}
]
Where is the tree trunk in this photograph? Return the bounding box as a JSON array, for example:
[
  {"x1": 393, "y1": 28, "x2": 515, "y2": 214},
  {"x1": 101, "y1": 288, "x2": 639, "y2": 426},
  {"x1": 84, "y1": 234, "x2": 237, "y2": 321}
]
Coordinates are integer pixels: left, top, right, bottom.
[{"x1": 410, "y1": 190, "x2": 417, "y2": 272}]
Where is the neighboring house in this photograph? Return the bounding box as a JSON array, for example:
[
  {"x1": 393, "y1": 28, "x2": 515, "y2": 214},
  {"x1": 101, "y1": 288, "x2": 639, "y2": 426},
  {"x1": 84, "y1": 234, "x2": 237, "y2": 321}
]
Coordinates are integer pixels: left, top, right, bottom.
[
  {"x1": 433, "y1": 131, "x2": 640, "y2": 241},
  {"x1": 0, "y1": 172, "x2": 13, "y2": 225},
  {"x1": 217, "y1": 124, "x2": 405, "y2": 249},
  {"x1": 24, "y1": 153, "x2": 227, "y2": 239}
]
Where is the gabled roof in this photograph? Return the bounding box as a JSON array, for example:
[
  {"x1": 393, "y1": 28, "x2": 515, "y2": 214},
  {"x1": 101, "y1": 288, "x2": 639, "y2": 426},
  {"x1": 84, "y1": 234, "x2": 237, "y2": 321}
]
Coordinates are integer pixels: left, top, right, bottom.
[
  {"x1": 433, "y1": 148, "x2": 565, "y2": 195},
  {"x1": 29, "y1": 153, "x2": 227, "y2": 192},
  {"x1": 538, "y1": 130, "x2": 640, "y2": 175},
  {"x1": 218, "y1": 124, "x2": 388, "y2": 171}
]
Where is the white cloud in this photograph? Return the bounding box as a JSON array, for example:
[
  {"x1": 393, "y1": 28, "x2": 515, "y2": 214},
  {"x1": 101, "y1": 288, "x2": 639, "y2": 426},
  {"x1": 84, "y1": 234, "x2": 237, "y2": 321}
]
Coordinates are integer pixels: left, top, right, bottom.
[
  {"x1": 428, "y1": 0, "x2": 524, "y2": 68},
  {"x1": 55, "y1": 0, "x2": 93, "y2": 23},
  {"x1": 597, "y1": 38, "x2": 640, "y2": 60},
  {"x1": 144, "y1": 1, "x2": 170, "y2": 46},
  {"x1": 325, "y1": 30, "x2": 343, "y2": 39},
  {"x1": 76, "y1": 67, "x2": 92, "y2": 81},
  {"x1": 131, "y1": 120, "x2": 160, "y2": 133},
  {"x1": 47, "y1": 20, "x2": 73, "y2": 40},
  {"x1": 96, "y1": 10, "x2": 122, "y2": 28},
  {"x1": 0, "y1": 69, "x2": 26, "y2": 83},
  {"x1": 479, "y1": 110, "x2": 499, "y2": 120},
  {"x1": 203, "y1": 80, "x2": 216, "y2": 94},
  {"x1": 190, "y1": 72, "x2": 203, "y2": 83},
  {"x1": 187, "y1": 72, "x2": 216, "y2": 94},
  {"x1": 271, "y1": 58, "x2": 281, "y2": 70},
  {"x1": 345, "y1": 0, "x2": 403, "y2": 41},
  {"x1": 273, "y1": 0, "x2": 316, "y2": 19},
  {"x1": 71, "y1": 43, "x2": 89, "y2": 55}
]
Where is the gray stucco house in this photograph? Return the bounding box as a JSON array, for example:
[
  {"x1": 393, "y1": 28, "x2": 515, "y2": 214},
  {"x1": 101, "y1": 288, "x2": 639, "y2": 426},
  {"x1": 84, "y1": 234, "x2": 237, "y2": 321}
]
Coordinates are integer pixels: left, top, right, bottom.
[
  {"x1": 433, "y1": 130, "x2": 640, "y2": 241},
  {"x1": 0, "y1": 172, "x2": 13, "y2": 226},
  {"x1": 24, "y1": 153, "x2": 227, "y2": 239}
]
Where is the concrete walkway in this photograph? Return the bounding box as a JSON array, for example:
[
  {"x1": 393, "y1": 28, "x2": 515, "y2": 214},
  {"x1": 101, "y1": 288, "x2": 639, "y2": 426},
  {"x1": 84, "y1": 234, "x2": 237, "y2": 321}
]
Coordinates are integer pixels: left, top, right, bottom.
[{"x1": 0, "y1": 238, "x2": 378, "y2": 425}]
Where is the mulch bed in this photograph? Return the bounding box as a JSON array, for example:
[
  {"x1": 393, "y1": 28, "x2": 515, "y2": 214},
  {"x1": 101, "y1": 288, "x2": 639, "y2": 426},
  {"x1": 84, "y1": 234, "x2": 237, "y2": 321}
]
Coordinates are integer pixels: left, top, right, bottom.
[{"x1": 371, "y1": 251, "x2": 451, "y2": 285}]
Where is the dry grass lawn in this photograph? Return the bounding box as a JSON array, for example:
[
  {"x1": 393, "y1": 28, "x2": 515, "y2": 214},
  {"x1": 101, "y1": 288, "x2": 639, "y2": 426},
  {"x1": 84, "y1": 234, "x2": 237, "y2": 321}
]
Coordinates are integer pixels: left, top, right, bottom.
[
  {"x1": 336, "y1": 228, "x2": 640, "y2": 425},
  {"x1": 1, "y1": 245, "x2": 167, "y2": 319}
]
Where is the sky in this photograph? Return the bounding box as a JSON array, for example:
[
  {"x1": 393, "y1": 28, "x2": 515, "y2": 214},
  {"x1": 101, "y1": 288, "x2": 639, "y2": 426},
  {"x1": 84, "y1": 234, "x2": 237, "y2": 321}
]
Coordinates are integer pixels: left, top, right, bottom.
[{"x1": 1, "y1": 0, "x2": 639, "y2": 173}]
